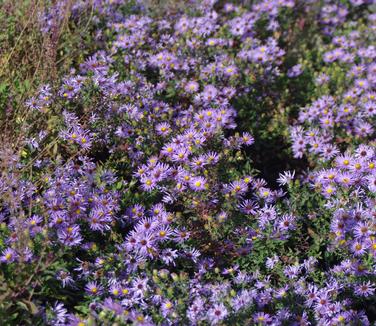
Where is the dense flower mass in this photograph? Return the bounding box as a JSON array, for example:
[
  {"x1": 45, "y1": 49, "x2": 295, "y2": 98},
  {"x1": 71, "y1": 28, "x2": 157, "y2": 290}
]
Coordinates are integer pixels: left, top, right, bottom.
[{"x1": 0, "y1": 0, "x2": 375, "y2": 325}]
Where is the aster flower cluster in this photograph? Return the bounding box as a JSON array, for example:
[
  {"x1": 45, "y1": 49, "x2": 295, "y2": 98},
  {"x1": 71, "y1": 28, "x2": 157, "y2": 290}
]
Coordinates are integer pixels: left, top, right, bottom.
[
  {"x1": 1, "y1": 156, "x2": 120, "y2": 258},
  {"x1": 1, "y1": 0, "x2": 375, "y2": 325},
  {"x1": 291, "y1": 14, "x2": 376, "y2": 161}
]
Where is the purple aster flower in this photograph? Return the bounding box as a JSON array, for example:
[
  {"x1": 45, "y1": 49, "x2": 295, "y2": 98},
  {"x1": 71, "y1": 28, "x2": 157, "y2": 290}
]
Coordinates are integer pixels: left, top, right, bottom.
[
  {"x1": 305, "y1": 285, "x2": 319, "y2": 307},
  {"x1": 172, "y1": 149, "x2": 190, "y2": 162},
  {"x1": 351, "y1": 240, "x2": 367, "y2": 256},
  {"x1": 161, "y1": 300, "x2": 174, "y2": 317},
  {"x1": 284, "y1": 265, "x2": 301, "y2": 279},
  {"x1": 85, "y1": 281, "x2": 103, "y2": 296},
  {"x1": 204, "y1": 151, "x2": 220, "y2": 164},
  {"x1": 140, "y1": 176, "x2": 157, "y2": 192},
  {"x1": 314, "y1": 291, "x2": 331, "y2": 311},
  {"x1": 207, "y1": 303, "x2": 228, "y2": 324},
  {"x1": 320, "y1": 144, "x2": 340, "y2": 160},
  {"x1": 355, "y1": 145, "x2": 374, "y2": 160},
  {"x1": 355, "y1": 79, "x2": 369, "y2": 90},
  {"x1": 336, "y1": 172, "x2": 354, "y2": 187},
  {"x1": 238, "y1": 199, "x2": 259, "y2": 215},
  {"x1": 253, "y1": 312, "x2": 272, "y2": 324},
  {"x1": 278, "y1": 214, "x2": 296, "y2": 231},
  {"x1": 51, "y1": 302, "x2": 68, "y2": 324},
  {"x1": 216, "y1": 211, "x2": 228, "y2": 223},
  {"x1": 56, "y1": 270, "x2": 75, "y2": 288},
  {"x1": 126, "y1": 204, "x2": 145, "y2": 220},
  {"x1": 129, "y1": 312, "x2": 153, "y2": 325},
  {"x1": 161, "y1": 248, "x2": 178, "y2": 265},
  {"x1": 1, "y1": 248, "x2": 17, "y2": 263},
  {"x1": 189, "y1": 176, "x2": 207, "y2": 191},
  {"x1": 354, "y1": 281, "x2": 375, "y2": 297},
  {"x1": 135, "y1": 231, "x2": 156, "y2": 257},
  {"x1": 202, "y1": 85, "x2": 218, "y2": 102},
  {"x1": 57, "y1": 225, "x2": 83, "y2": 246},
  {"x1": 109, "y1": 284, "x2": 121, "y2": 298},
  {"x1": 366, "y1": 174, "x2": 376, "y2": 192},
  {"x1": 185, "y1": 80, "x2": 199, "y2": 93},
  {"x1": 74, "y1": 258, "x2": 91, "y2": 277},
  {"x1": 266, "y1": 255, "x2": 279, "y2": 269},
  {"x1": 190, "y1": 155, "x2": 207, "y2": 170},
  {"x1": 132, "y1": 277, "x2": 149, "y2": 296},
  {"x1": 353, "y1": 222, "x2": 372, "y2": 239},
  {"x1": 223, "y1": 65, "x2": 238, "y2": 77},
  {"x1": 355, "y1": 120, "x2": 373, "y2": 137},
  {"x1": 322, "y1": 184, "x2": 336, "y2": 197},
  {"x1": 287, "y1": 64, "x2": 303, "y2": 77},
  {"x1": 229, "y1": 180, "x2": 248, "y2": 196},
  {"x1": 258, "y1": 187, "x2": 273, "y2": 202},
  {"x1": 173, "y1": 229, "x2": 190, "y2": 243},
  {"x1": 277, "y1": 170, "x2": 295, "y2": 186},
  {"x1": 155, "y1": 225, "x2": 174, "y2": 242},
  {"x1": 134, "y1": 217, "x2": 158, "y2": 233},
  {"x1": 188, "y1": 297, "x2": 205, "y2": 323},
  {"x1": 240, "y1": 132, "x2": 254, "y2": 146},
  {"x1": 155, "y1": 122, "x2": 171, "y2": 137},
  {"x1": 183, "y1": 248, "x2": 201, "y2": 263}
]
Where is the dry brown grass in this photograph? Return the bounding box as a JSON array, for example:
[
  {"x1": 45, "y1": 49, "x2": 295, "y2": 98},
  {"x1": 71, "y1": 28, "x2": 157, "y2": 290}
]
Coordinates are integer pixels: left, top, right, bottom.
[{"x1": 0, "y1": 0, "x2": 95, "y2": 154}]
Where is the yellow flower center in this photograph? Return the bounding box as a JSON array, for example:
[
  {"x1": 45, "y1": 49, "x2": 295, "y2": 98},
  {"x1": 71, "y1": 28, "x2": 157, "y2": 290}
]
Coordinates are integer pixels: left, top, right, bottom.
[
  {"x1": 326, "y1": 187, "x2": 333, "y2": 194},
  {"x1": 5, "y1": 253, "x2": 12, "y2": 260}
]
